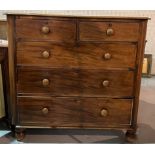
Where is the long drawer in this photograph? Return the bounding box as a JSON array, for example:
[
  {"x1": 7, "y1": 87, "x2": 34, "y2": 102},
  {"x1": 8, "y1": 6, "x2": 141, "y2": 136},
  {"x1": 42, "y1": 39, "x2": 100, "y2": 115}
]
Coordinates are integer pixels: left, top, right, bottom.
[
  {"x1": 17, "y1": 42, "x2": 137, "y2": 69},
  {"x1": 15, "y1": 18, "x2": 76, "y2": 42},
  {"x1": 17, "y1": 97, "x2": 133, "y2": 127},
  {"x1": 17, "y1": 68, "x2": 134, "y2": 97},
  {"x1": 79, "y1": 21, "x2": 140, "y2": 41}
]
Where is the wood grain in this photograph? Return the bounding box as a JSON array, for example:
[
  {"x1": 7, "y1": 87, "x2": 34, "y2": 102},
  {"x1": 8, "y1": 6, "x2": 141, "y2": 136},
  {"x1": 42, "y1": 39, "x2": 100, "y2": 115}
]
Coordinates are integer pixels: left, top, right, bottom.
[
  {"x1": 17, "y1": 68, "x2": 134, "y2": 97},
  {"x1": 79, "y1": 21, "x2": 140, "y2": 41},
  {"x1": 17, "y1": 42, "x2": 137, "y2": 69},
  {"x1": 7, "y1": 15, "x2": 17, "y2": 124},
  {"x1": 15, "y1": 18, "x2": 76, "y2": 42},
  {"x1": 131, "y1": 20, "x2": 148, "y2": 129},
  {"x1": 17, "y1": 96, "x2": 132, "y2": 127},
  {"x1": 7, "y1": 14, "x2": 148, "y2": 135}
]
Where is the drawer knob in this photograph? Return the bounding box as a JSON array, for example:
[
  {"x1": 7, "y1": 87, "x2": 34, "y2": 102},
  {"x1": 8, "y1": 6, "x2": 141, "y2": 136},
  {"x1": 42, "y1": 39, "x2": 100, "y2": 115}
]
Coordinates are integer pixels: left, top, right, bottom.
[
  {"x1": 106, "y1": 28, "x2": 114, "y2": 36},
  {"x1": 42, "y1": 79, "x2": 50, "y2": 87},
  {"x1": 41, "y1": 26, "x2": 50, "y2": 34},
  {"x1": 102, "y1": 80, "x2": 110, "y2": 87},
  {"x1": 104, "y1": 53, "x2": 111, "y2": 60},
  {"x1": 42, "y1": 51, "x2": 50, "y2": 59},
  {"x1": 42, "y1": 107, "x2": 49, "y2": 115},
  {"x1": 100, "y1": 109, "x2": 108, "y2": 117}
]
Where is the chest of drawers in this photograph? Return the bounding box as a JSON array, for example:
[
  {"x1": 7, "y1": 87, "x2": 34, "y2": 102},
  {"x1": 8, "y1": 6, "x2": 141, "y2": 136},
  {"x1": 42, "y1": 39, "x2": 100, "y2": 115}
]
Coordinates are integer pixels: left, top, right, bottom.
[{"x1": 7, "y1": 14, "x2": 148, "y2": 141}]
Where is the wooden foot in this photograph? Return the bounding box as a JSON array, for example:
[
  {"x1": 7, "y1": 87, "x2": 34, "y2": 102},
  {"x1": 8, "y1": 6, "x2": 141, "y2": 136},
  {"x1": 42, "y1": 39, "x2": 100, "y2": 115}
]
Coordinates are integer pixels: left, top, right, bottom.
[
  {"x1": 125, "y1": 129, "x2": 137, "y2": 143},
  {"x1": 15, "y1": 128, "x2": 25, "y2": 141}
]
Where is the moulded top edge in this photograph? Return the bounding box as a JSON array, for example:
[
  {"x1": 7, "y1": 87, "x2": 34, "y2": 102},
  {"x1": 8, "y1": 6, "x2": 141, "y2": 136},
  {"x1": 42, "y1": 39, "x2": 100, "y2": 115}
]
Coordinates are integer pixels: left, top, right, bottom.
[{"x1": 4, "y1": 12, "x2": 150, "y2": 20}]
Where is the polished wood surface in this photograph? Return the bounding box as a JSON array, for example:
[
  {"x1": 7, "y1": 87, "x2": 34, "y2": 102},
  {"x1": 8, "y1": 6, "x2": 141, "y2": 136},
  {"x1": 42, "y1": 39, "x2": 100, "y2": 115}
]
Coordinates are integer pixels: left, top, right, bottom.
[
  {"x1": 17, "y1": 68, "x2": 134, "y2": 97},
  {"x1": 17, "y1": 97, "x2": 132, "y2": 127},
  {"x1": 131, "y1": 21, "x2": 148, "y2": 128},
  {"x1": 7, "y1": 16, "x2": 16, "y2": 124},
  {"x1": 7, "y1": 14, "x2": 148, "y2": 141},
  {"x1": 17, "y1": 42, "x2": 137, "y2": 69},
  {"x1": 79, "y1": 21, "x2": 140, "y2": 41},
  {"x1": 16, "y1": 18, "x2": 76, "y2": 42}
]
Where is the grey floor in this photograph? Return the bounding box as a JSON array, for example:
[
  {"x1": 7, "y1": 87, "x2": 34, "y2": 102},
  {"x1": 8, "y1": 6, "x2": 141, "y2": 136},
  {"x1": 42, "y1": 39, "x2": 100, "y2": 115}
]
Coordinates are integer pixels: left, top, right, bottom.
[{"x1": 0, "y1": 77, "x2": 155, "y2": 144}]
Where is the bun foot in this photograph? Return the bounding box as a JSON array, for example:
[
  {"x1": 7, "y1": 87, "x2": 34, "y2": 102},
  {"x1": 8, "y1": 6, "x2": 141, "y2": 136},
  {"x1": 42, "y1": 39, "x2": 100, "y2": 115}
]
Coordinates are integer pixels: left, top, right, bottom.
[
  {"x1": 15, "y1": 128, "x2": 25, "y2": 141},
  {"x1": 125, "y1": 129, "x2": 137, "y2": 143}
]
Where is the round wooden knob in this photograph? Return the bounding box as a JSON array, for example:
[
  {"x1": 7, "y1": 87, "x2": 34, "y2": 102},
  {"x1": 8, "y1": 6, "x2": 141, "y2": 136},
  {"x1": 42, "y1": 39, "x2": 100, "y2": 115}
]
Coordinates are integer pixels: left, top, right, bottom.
[
  {"x1": 102, "y1": 80, "x2": 110, "y2": 87},
  {"x1": 100, "y1": 109, "x2": 108, "y2": 117},
  {"x1": 104, "y1": 53, "x2": 111, "y2": 60},
  {"x1": 42, "y1": 51, "x2": 50, "y2": 58},
  {"x1": 42, "y1": 107, "x2": 49, "y2": 115},
  {"x1": 106, "y1": 28, "x2": 114, "y2": 36},
  {"x1": 42, "y1": 79, "x2": 49, "y2": 87},
  {"x1": 41, "y1": 26, "x2": 50, "y2": 34}
]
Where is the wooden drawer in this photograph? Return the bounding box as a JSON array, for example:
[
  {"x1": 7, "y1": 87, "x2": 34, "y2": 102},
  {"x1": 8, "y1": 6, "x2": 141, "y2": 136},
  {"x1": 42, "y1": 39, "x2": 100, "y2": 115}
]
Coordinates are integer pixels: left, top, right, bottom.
[
  {"x1": 17, "y1": 68, "x2": 134, "y2": 97},
  {"x1": 17, "y1": 97, "x2": 132, "y2": 127},
  {"x1": 17, "y1": 42, "x2": 137, "y2": 69},
  {"x1": 79, "y1": 21, "x2": 140, "y2": 41},
  {"x1": 17, "y1": 97, "x2": 81, "y2": 126},
  {"x1": 15, "y1": 18, "x2": 76, "y2": 42}
]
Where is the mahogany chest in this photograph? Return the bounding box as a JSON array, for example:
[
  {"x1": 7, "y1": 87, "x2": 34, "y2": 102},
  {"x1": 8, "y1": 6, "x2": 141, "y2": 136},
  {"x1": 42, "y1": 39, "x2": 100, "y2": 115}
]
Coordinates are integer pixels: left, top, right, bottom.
[{"x1": 7, "y1": 14, "x2": 148, "y2": 141}]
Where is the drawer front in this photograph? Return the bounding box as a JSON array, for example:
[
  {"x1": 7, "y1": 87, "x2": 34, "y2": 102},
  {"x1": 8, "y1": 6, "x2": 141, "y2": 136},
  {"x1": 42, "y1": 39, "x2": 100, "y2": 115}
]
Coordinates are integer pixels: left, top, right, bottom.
[
  {"x1": 17, "y1": 97, "x2": 81, "y2": 126},
  {"x1": 17, "y1": 97, "x2": 132, "y2": 127},
  {"x1": 79, "y1": 21, "x2": 140, "y2": 41},
  {"x1": 15, "y1": 18, "x2": 76, "y2": 42},
  {"x1": 17, "y1": 42, "x2": 137, "y2": 69},
  {"x1": 81, "y1": 98, "x2": 132, "y2": 127},
  {"x1": 17, "y1": 68, "x2": 134, "y2": 97}
]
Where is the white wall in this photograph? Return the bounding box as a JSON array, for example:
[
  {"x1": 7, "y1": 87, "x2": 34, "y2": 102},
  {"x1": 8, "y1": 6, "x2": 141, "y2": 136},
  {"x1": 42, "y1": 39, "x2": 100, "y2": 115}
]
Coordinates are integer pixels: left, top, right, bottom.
[{"x1": 1, "y1": 10, "x2": 155, "y2": 74}]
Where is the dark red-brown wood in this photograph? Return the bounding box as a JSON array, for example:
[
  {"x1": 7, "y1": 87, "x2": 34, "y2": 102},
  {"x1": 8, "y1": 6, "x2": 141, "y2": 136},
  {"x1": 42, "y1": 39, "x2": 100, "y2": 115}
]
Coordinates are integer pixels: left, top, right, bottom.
[
  {"x1": 16, "y1": 18, "x2": 76, "y2": 42},
  {"x1": 16, "y1": 42, "x2": 137, "y2": 69},
  {"x1": 7, "y1": 14, "x2": 148, "y2": 141},
  {"x1": 79, "y1": 21, "x2": 140, "y2": 41},
  {"x1": 17, "y1": 96, "x2": 132, "y2": 127},
  {"x1": 17, "y1": 67, "x2": 134, "y2": 97}
]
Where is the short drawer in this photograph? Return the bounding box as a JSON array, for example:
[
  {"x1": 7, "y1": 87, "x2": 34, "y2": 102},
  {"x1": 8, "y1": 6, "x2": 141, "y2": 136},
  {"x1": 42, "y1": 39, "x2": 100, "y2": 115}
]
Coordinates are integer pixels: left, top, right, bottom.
[
  {"x1": 17, "y1": 97, "x2": 132, "y2": 127},
  {"x1": 17, "y1": 42, "x2": 137, "y2": 69},
  {"x1": 17, "y1": 68, "x2": 134, "y2": 97},
  {"x1": 15, "y1": 18, "x2": 76, "y2": 42},
  {"x1": 79, "y1": 21, "x2": 140, "y2": 41},
  {"x1": 17, "y1": 97, "x2": 82, "y2": 126}
]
